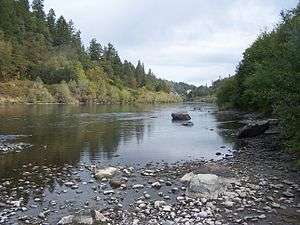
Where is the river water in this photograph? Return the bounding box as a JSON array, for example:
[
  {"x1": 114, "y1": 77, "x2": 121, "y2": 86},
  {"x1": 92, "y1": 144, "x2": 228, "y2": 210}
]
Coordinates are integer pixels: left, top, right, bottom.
[
  {"x1": 0, "y1": 103, "x2": 241, "y2": 224},
  {"x1": 0, "y1": 103, "x2": 236, "y2": 176}
]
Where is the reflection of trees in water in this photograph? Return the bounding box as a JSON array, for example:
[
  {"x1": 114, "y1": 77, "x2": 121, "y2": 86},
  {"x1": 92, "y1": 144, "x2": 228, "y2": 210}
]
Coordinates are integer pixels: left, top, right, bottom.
[{"x1": 0, "y1": 104, "x2": 150, "y2": 177}]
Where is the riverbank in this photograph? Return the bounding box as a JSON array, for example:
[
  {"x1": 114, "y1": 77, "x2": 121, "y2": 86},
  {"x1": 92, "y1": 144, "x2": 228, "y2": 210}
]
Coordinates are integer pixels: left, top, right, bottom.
[
  {"x1": 106, "y1": 113, "x2": 299, "y2": 225},
  {"x1": 0, "y1": 109, "x2": 299, "y2": 225},
  {"x1": 0, "y1": 80, "x2": 181, "y2": 104}
]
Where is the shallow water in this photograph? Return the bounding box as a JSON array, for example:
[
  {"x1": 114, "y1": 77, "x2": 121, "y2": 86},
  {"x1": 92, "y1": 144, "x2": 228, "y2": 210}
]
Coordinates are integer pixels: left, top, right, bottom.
[
  {"x1": 0, "y1": 103, "x2": 243, "y2": 224},
  {"x1": 0, "y1": 103, "x2": 237, "y2": 178}
]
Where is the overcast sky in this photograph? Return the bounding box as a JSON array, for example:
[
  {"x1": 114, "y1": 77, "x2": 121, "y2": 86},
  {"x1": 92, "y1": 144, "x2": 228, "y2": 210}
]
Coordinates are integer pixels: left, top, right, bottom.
[{"x1": 44, "y1": 0, "x2": 298, "y2": 86}]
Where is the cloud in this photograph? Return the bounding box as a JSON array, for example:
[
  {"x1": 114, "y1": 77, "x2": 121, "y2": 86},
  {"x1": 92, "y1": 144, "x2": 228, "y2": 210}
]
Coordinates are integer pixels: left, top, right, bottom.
[{"x1": 43, "y1": 0, "x2": 299, "y2": 85}]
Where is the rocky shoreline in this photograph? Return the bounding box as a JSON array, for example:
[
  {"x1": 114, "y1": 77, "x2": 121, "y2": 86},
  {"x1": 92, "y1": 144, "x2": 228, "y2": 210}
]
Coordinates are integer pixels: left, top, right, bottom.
[{"x1": 0, "y1": 112, "x2": 299, "y2": 225}]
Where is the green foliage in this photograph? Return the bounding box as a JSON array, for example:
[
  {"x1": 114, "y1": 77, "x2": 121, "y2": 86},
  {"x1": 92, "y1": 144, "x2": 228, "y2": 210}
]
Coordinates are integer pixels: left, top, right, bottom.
[
  {"x1": 216, "y1": 77, "x2": 237, "y2": 108},
  {"x1": 27, "y1": 77, "x2": 54, "y2": 103},
  {"x1": 0, "y1": 0, "x2": 183, "y2": 105},
  {"x1": 88, "y1": 38, "x2": 102, "y2": 61},
  {"x1": 188, "y1": 85, "x2": 211, "y2": 100},
  {"x1": 0, "y1": 32, "x2": 13, "y2": 80},
  {"x1": 52, "y1": 81, "x2": 76, "y2": 104},
  {"x1": 216, "y1": 3, "x2": 300, "y2": 149}
]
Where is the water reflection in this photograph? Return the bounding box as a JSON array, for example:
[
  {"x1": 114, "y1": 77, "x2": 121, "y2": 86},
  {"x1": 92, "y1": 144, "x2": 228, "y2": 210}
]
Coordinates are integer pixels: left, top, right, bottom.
[{"x1": 0, "y1": 103, "x2": 237, "y2": 178}]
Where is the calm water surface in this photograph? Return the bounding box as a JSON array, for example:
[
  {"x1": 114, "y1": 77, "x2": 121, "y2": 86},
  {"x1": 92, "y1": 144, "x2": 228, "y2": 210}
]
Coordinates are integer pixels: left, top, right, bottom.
[
  {"x1": 0, "y1": 103, "x2": 235, "y2": 178},
  {"x1": 0, "y1": 103, "x2": 241, "y2": 224}
]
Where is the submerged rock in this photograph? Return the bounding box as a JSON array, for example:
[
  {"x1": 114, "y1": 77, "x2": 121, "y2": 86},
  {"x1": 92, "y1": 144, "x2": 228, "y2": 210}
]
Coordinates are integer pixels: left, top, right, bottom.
[
  {"x1": 237, "y1": 121, "x2": 270, "y2": 138},
  {"x1": 171, "y1": 112, "x2": 191, "y2": 121}
]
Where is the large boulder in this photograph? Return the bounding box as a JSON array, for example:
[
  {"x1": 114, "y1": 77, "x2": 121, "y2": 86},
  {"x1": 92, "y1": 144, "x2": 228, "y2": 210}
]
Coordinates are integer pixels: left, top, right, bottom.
[
  {"x1": 95, "y1": 167, "x2": 118, "y2": 179},
  {"x1": 171, "y1": 112, "x2": 191, "y2": 121},
  {"x1": 237, "y1": 121, "x2": 270, "y2": 138},
  {"x1": 58, "y1": 215, "x2": 74, "y2": 225},
  {"x1": 181, "y1": 173, "x2": 237, "y2": 199},
  {"x1": 180, "y1": 172, "x2": 195, "y2": 183},
  {"x1": 57, "y1": 210, "x2": 109, "y2": 225}
]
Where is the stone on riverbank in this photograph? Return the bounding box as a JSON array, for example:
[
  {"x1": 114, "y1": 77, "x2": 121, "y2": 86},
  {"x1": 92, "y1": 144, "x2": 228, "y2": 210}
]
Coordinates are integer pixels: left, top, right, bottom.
[
  {"x1": 57, "y1": 215, "x2": 74, "y2": 224},
  {"x1": 182, "y1": 173, "x2": 237, "y2": 199},
  {"x1": 94, "y1": 167, "x2": 118, "y2": 179},
  {"x1": 57, "y1": 210, "x2": 108, "y2": 225},
  {"x1": 171, "y1": 112, "x2": 191, "y2": 121},
  {"x1": 237, "y1": 121, "x2": 270, "y2": 138},
  {"x1": 180, "y1": 172, "x2": 194, "y2": 183}
]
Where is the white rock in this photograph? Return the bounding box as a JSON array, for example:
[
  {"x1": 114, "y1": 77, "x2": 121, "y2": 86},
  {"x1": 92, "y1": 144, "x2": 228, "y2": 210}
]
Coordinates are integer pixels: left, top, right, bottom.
[
  {"x1": 64, "y1": 182, "x2": 75, "y2": 187},
  {"x1": 258, "y1": 214, "x2": 266, "y2": 219},
  {"x1": 186, "y1": 173, "x2": 237, "y2": 199},
  {"x1": 163, "y1": 205, "x2": 172, "y2": 212},
  {"x1": 95, "y1": 167, "x2": 118, "y2": 179},
  {"x1": 154, "y1": 200, "x2": 166, "y2": 209},
  {"x1": 198, "y1": 211, "x2": 208, "y2": 218},
  {"x1": 139, "y1": 203, "x2": 147, "y2": 209},
  {"x1": 103, "y1": 190, "x2": 115, "y2": 195},
  {"x1": 223, "y1": 200, "x2": 234, "y2": 208},
  {"x1": 74, "y1": 216, "x2": 93, "y2": 225},
  {"x1": 57, "y1": 215, "x2": 74, "y2": 224},
  {"x1": 271, "y1": 202, "x2": 280, "y2": 208},
  {"x1": 151, "y1": 182, "x2": 161, "y2": 189},
  {"x1": 180, "y1": 172, "x2": 194, "y2": 183},
  {"x1": 132, "y1": 184, "x2": 144, "y2": 189},
  {"x1": 132, "y1": 219, "x2": 140, "y2": 225},
  {"x1": 176, "y1": 196, "x2": 185, "y2": 201},
  {"x1": 93, "y1": 210, "x2": 109, "y2": 222},
  {"x1": 11, "y1": 200, "x2": 21, "y2": 207}
]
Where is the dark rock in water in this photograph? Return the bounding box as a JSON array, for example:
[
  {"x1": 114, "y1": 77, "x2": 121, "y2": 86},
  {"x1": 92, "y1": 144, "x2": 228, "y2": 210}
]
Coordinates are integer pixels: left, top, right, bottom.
[
  {"x1": 182, "y1": 122, "x2": 194, "y2": 127},
  {"x1": 237, "y1": 121, "x2": 270, "y2": 138},
  {"x1": 216, "y1": 152, "x2": 222, "y2": 156},
  {"x1": 171, "y1": 112, "x2": 191, "y2": 121}
]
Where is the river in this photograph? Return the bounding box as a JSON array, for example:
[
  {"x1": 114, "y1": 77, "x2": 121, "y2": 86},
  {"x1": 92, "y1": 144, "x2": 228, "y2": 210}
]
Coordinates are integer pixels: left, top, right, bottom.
[{"x1": 0, "y1": 103, "x2": 240, "y2": 224}]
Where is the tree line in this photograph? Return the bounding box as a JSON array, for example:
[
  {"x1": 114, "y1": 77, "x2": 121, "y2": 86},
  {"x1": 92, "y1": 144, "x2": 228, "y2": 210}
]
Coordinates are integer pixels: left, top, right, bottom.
[
  {"x1": 216, "y1": 3, "x2": 300, "y2": 149},
  {"x1": 0, "y1": 0, "x2": 182, "y2": 103}
]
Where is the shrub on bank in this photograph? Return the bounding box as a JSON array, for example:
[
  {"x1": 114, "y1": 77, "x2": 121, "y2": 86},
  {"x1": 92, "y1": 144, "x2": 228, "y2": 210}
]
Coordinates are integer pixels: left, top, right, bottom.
[
  {"x1": 27, "y1": 78, "x2": 55, "y2": 103},
  {"x1": 52, "y1": 81, "x2": 77, "y2": 104}
]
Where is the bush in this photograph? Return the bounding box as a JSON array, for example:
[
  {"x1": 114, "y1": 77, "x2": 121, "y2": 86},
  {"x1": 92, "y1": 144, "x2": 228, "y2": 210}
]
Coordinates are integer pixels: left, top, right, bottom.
[
  {"x1": 52, "y1": 81, "x2": 77, "y2": 104},
  {"x1": 216, "y1": 77, "x2": 237, "y2": 109},
  {"x1": 27, "y1": 78, "x2": 54, "y2": 103}
]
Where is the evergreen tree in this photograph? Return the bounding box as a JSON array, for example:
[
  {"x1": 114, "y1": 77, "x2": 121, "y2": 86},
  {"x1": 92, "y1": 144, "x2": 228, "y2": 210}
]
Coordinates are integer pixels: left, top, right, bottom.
[
  {"x1": 135, "y1": 60, "x2": 145, "y2": 87},
  {"x1": 54, "y1": 16, "x2": 70, "y2": 46},
  {"x1": 88, "y1": 38, "x2": 102, "y2": 61},
  {"x1": 0, "y1": 0, "x2": 18, "y2": 36},
  {"x1": 47, "y1": 9, "x2": 56, "y2": 37},
  {"x1": 32, "y1": 0, "x2": 46, "y2": 21}
]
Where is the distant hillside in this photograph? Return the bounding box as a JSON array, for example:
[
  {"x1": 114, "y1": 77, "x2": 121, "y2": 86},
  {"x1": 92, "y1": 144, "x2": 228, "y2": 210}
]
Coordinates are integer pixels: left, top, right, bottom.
[{"x1": 0, "y1": 0, "x2": 186, "y2": 104}]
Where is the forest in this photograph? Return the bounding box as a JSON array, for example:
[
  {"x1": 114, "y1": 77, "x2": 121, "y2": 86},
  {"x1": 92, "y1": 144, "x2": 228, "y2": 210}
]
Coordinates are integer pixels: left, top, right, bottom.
[
  {"x1": 216, "y1": 4, "x2": 300, "y2": 150},
  {"x1": 0, "y1": 0, "x2": 186, "y2": 104}
]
